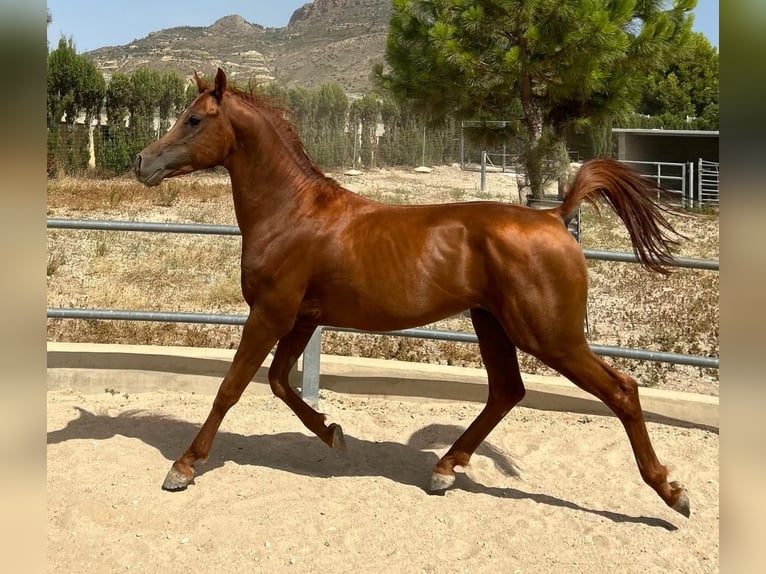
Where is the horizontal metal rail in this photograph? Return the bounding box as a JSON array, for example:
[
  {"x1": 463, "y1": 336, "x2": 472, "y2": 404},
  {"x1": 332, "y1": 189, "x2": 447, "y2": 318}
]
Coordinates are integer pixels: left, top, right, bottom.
[
  {"x1": 47, "y1": 307, "x2": 247, "y2": 325},
  {"x1": 47, "y1": 218, "x2": 241, "y2": 236},
  {"x1": 582, "y1": 248, "x2": 719, "y2": 271},
  {"x1": 46, "y1": 307, "x2": 719, "y2": 370},
  {"x1": 47, "y1": 218, "x2": 719, "y2": 271}
]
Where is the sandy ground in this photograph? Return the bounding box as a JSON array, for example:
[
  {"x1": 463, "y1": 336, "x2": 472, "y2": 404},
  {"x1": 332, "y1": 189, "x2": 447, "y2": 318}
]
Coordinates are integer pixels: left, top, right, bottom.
[{"x1": 47, "y1": 387, "x2": 719, "y2": 573}]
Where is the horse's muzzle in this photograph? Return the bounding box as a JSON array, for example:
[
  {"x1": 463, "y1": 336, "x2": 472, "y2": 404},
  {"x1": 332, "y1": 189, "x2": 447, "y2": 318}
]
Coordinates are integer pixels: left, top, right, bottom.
[{"x1": 133, "y1": 152, "x2": 164, "y2": 187}]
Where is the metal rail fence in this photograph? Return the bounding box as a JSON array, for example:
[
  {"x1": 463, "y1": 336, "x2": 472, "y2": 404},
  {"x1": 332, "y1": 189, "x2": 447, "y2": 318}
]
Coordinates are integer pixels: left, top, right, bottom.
[
  {"x1": 616, "y1": 160, "x2": 689, "y2": 204},
  {"x1": 47, "y1": 217, "x2": 720, "y2": 405},
  {"x1": 698, "y1": 159, "x2": 720, "y2": 205},
  {"x1": 466, "y1": 155, "x2": 712, "y2": 210}
]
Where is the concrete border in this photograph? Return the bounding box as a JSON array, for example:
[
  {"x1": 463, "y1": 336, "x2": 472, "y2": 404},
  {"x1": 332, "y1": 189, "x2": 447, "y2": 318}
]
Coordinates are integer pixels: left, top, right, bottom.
[{"x1": 47, "y1": 342, "x2": 718, "y2": 431}]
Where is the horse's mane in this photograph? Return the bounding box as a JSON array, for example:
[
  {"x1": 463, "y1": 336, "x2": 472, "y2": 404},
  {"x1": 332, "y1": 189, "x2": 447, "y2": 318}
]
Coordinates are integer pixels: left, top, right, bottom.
[{"x1": 226, "y1": 86, "x2": 329, "y2": 183}]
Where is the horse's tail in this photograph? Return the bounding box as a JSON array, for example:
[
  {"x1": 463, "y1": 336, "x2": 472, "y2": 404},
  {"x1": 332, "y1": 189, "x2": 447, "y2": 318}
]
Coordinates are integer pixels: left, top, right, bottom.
[{"x1": 553, "y1": 157, "x2": 685, "y2": 274}]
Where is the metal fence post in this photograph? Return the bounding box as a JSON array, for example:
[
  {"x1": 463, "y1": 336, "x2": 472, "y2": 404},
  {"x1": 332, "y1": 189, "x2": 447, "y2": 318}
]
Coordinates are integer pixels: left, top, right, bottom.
[
  {"x1": 480, "y1": 150, "x2": 487, "y2": 192},
  {"x1": 656, "y1": 162, "x2": 662, "y2": 198},
  {"x1": 688, "y1": 160, "x2": 695, "y2": 207},
  {"x1": 502, "y1": 142, "x2": 507, "y2": 173},
  {"x1": 300, "y1": 326, "x2": 323, "y2": 408}
]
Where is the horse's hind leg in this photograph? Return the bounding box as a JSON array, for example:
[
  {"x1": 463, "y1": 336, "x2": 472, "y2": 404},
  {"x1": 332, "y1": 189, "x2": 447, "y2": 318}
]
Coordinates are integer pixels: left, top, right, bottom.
[
  {"x1": 543, "y1": 346, "x2": 690, "y2": 517},
  {"x1": 163, "y1": 310, "x2": 279, "y2": 490},
  {"x1": 430, "y1": 307, "x2": 526, "y2": 492},
  {"x1": 268, "y1": 322, "x2": 346, "y2": 449}
]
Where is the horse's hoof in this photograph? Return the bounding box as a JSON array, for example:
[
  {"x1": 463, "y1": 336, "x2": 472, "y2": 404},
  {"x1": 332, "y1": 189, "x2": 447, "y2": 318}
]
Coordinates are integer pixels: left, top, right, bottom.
[
  {"x1": 329, "y1": 423, "x2": 346, "y2": 450},
  {"x1": 428, "y1": 471, "x2": 455, "y2": 495},
  {"x1": 670, "y1": 482, "x2": 691, "y2": 517},
  {"x1": 162, "y1": 465, "x2": 194, "y2": 491}
]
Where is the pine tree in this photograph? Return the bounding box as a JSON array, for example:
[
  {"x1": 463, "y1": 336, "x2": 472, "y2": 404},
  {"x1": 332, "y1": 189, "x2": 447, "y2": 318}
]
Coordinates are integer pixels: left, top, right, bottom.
[
  {"x1": 635, "y1": 31, "x2": 718, "y2": 130},
  {"x1": 379, "y1": 0, "x2": 696, "y2": 198}
]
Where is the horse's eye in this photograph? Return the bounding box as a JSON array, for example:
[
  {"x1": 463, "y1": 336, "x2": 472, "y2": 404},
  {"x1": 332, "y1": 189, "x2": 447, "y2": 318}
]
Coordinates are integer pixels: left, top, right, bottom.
[{"x1": 188, "y1": 115, "x2": 202, "y2": 127}]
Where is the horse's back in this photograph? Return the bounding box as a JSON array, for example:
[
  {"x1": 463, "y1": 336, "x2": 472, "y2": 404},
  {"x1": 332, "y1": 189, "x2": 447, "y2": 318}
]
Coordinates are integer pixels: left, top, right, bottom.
[{"x1": 304, "y1": 199, "x2": 586, "y2": 333}]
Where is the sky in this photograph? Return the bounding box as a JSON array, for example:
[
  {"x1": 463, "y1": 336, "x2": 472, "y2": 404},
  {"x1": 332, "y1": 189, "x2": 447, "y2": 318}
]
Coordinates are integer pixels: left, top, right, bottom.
[{"x1": 47, "y1": 0, "x2": 719, "y2": 54}]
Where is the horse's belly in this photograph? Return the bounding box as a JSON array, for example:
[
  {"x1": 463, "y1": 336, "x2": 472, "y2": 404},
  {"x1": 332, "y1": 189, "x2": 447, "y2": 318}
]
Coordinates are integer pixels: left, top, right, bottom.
[{"x1": 306, "y1": 281, "x2": 477, "y2": 331}]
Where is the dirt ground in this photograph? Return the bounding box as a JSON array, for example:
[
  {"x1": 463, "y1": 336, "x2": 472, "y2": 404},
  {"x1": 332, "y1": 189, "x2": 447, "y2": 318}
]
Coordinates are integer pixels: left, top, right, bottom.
[{"x1": 47, "y1": 387, "x2": 719, "y2": 573}]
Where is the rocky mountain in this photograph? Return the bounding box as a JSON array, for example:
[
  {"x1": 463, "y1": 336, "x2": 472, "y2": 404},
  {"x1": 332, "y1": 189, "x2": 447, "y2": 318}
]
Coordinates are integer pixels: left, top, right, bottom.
[{"x1": 85, "y1": 0, "x2": 392, "y2": 94}]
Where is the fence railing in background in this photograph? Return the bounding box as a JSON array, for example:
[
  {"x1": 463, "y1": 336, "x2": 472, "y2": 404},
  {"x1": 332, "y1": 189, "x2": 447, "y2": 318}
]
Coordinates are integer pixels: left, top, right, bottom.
[
  {"x1": 468, "y1": 155, "x2": 720, "y2": 210},
  {"x1": 617, "y1": 160, "x2": 688, "y2": 204},
  {"x1": 47, "y1": 217, "x2": 720, "y2": 405},
  {"x1": 698, "y1": 159, "x2": 720, "y2": 205}
]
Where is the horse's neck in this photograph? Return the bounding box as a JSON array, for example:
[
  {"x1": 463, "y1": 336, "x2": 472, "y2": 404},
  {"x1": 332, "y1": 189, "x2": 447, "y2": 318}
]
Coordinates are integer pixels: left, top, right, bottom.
[{"x1": 224, "y1": 103, "x2": 337, "y2": 233}]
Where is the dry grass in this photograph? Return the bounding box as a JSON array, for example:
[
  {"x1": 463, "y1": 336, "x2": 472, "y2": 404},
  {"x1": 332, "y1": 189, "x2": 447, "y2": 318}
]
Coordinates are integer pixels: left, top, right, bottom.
[{"x1": 46, "y1": 166, "x2": 719, "y2": 396}]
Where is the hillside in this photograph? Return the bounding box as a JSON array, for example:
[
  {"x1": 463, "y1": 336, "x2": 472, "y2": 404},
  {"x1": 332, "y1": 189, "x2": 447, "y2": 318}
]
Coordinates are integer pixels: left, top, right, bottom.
[{"x1": 84, "y1": 0, "x2": 392, "y2": 94}]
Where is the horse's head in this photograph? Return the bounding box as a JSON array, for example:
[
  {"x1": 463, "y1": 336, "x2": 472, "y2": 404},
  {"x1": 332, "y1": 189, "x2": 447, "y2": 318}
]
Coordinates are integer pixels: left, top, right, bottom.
[{"x1": 134, "y1": 68, "x2": 234, "y2": 187}]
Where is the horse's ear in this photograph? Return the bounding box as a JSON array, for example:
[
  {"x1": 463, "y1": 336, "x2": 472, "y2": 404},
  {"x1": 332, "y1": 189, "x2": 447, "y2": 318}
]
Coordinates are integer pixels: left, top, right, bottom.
[
  {"x1": 194, "y1": 71, "x2": 206, "y2": 94},
  {"x1": 213, "y1": 68, "x2": 227, "y2": 101}
]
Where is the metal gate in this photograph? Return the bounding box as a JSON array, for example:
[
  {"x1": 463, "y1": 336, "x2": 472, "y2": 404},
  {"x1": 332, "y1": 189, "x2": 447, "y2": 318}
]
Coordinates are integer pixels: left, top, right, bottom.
[{"x1": 697, "y1": 159, "x2": 720, "y2": 205}]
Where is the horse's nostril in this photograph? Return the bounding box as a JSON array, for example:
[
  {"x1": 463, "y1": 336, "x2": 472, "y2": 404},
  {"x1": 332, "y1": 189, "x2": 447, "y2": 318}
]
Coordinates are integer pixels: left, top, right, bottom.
[{"x1": 134, "y1": 154, "x2": 142, "y2": 171}]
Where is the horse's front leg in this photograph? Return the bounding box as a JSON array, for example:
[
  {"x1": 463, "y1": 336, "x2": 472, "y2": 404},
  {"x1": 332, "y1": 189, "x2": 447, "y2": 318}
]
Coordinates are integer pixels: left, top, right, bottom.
[
  {"x1": 162, "y1": 310, "x2": 280, "y2": 490},
  {"x1": 268, "y1": 322, "x2": 346, "y2": 449}
]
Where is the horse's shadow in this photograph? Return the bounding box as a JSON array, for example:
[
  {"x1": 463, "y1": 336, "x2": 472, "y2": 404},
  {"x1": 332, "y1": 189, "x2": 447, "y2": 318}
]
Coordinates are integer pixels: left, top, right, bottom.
[{"x1": 47, "y1": 406, "x2": 676, "y2": 530}]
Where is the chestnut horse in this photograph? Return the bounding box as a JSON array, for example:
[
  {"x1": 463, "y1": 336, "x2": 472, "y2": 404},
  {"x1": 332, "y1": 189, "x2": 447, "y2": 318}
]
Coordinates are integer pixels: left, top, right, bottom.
[{"x1": 135, "y1": 68, "x2": 689, "y2": 517}]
